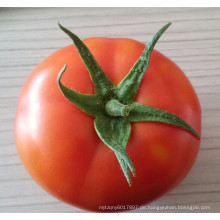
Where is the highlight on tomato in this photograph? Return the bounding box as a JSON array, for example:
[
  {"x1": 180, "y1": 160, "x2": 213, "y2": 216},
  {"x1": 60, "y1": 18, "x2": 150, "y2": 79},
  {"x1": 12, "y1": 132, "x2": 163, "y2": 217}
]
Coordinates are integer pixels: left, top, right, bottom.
[{"x1": 15, "y1": 22, "x2": 201, "y2": 212}]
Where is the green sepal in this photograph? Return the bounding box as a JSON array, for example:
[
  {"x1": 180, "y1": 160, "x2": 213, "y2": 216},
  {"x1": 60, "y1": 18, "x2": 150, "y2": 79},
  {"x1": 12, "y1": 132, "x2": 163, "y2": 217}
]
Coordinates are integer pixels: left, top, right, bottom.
[
  {"x1": 128, "y1": 102, "x2": 200, "y2": 139},
  {"x1": 94, "y1": 115, "x2": 135, "y2": 186},
  {"x1": 57, "y1": 65, "x2": 103, "y2": 117},
  {"x1": 58, "y1": 23, "x2": 115, "y2": 97},
  {"x1": 116, "y1": 22, "x2": 171, "y2": 103}
]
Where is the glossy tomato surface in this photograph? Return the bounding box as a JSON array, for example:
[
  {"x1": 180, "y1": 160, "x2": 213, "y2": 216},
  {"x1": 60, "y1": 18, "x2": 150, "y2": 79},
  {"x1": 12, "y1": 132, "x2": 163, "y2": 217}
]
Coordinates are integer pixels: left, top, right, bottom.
[{"x1": 15, "y1": 37, "x2": 201, "y2": 212}]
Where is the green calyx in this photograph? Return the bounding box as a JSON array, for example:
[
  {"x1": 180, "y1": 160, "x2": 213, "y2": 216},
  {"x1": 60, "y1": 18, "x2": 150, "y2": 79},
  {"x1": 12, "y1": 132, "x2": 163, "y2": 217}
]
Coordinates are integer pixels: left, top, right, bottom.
[{"x1": 57, "y1": 22, "x2": 200, "y2": 186}]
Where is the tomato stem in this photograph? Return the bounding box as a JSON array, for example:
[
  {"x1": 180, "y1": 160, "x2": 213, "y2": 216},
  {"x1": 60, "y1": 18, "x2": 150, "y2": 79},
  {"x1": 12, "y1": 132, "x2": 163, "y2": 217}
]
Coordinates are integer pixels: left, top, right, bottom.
[{"x1": 105, "y1": 99, "x2": 129, "y2": 117}]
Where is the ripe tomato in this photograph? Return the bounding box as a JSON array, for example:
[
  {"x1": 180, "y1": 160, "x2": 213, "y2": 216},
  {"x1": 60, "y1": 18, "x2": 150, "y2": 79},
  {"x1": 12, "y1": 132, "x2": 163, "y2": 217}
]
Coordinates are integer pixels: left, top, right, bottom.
[{"x1": 15, "y1": 27, "x2": 201, "y2": 212}]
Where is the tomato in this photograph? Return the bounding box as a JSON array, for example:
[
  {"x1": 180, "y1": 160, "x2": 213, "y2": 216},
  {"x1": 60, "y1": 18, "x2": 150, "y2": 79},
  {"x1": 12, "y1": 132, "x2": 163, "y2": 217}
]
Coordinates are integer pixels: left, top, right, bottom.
[{"x1": 15, "y1": 24, "x2": 201, "y2": 212}]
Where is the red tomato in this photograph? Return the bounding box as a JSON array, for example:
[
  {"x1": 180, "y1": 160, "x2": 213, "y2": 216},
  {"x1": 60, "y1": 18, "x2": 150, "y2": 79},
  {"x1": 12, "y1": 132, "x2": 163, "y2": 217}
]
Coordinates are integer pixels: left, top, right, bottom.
[{"x1": 15, "y1": 37, "x2": 201, "y2": 212}]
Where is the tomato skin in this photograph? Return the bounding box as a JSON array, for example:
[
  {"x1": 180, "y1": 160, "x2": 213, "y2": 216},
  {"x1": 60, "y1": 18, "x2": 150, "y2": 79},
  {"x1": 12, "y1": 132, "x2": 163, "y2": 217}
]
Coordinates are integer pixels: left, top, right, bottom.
[{"x1": 15, "y1": 37, "x2": 201, "y2": 212}]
